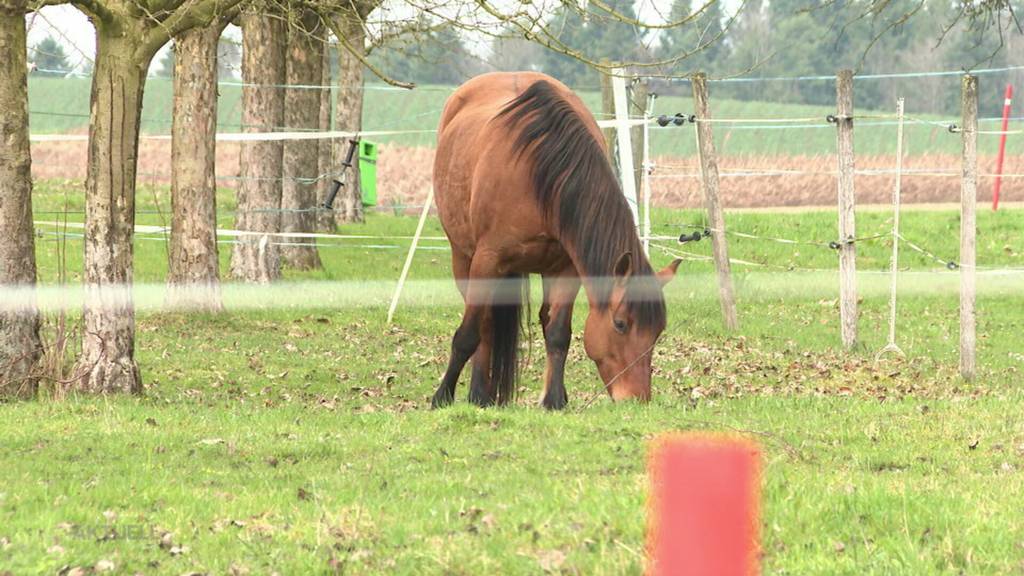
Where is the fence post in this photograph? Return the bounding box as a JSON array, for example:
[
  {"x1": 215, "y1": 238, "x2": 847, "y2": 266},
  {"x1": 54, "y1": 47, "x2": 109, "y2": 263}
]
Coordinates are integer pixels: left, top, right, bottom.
[
  {"x1": 992, "y1": 84, "x2": 1012, "y2": 211},
  {"x1": 629, "y1": 79, "x2": 648, "y2": 199},
  {"x1": 387, "y1": 187, "x2": 435, "y2": 324},
  {"x1": 600, "y1": 63, "x2": 617, "y2": 170},
  {"x1": 640, "y1": 87, "x2": 654, "y2": 256},
  {"x1": 611, "y1": 70, "x2": 640, "y2": 226},
  {"x1": 691, "y1": 72, "x2": 738, "y2": 331},
  {"x1": 835, "y1": 69, "x2": 858, "y2": 350},
  {"x1": 960, "y1": 74, "x2": 978, "y2": 380}
]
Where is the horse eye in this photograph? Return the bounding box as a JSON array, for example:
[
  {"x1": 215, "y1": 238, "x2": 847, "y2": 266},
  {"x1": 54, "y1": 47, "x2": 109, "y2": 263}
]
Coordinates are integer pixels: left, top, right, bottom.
[{"x1": 613, "y1": 319, "x2": 628, "y2": 334}]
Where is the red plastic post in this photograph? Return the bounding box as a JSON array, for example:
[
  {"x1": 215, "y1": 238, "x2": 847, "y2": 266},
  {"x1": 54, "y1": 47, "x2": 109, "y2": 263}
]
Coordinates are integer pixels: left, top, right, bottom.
[
  {"x1": 647, "y1": 433, "x2": 761, "y2": 576},
  {"x1": 993, "y1": 84, "x2": 1013, "y2": 211}
]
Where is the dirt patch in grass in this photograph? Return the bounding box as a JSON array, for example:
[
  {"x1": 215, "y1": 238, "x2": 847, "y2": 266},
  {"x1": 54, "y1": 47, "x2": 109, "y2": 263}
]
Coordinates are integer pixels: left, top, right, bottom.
[{"x1": 29, "y1": 141, "x2": 1024, "y2": 209}]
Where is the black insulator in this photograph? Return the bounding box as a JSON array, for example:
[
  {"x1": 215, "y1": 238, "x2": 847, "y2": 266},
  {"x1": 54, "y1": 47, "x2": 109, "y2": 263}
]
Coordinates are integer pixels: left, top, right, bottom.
[
  {"x1": 657, "y1": 114, "x2": 671, "y2": 127},
  {"x1": 322, "y1": 180, "x2": 343, "y2": 210},
  {"x1": 321, "y1": 139, "x2": 360, "y2": 210},
  {"x1": 947, "y1": 124, "x2": 959, "y2": 134},
  {"x1": 342, "y1": 138, "x2": 359, "y2": 166},
  {"x1": 688, "y1": 114, "x2": 697, "y2": 124},
  {"x1": 678, "y1": 231, "x2": 703, "y2": 243},
  {"x1": 829, "y1": 241, "x2": 841, "y2": 250},
  {"x1": 826, "y1": 114, "x2": 838, "y2": 124},
  {"x1": 946, "y1": 261, "x2": 959, "y2": 270},
  {"x1": 672, "y1": 113, "x2": 686, "y2": 126}
]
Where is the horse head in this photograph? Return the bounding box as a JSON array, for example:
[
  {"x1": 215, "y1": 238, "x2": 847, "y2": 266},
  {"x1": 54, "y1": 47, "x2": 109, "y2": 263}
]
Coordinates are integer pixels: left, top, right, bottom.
[{"x1": 583, "y1": 254, "x2": 681, "y2": 401}]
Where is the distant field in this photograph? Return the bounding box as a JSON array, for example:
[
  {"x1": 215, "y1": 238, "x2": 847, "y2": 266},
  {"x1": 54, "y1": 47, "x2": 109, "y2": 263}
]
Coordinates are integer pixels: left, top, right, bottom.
[
  {"x1": 27, "y1": 76, "x2": 1024, "y2": 209},
  {"x1": 27, "y1": 77, "x2": 1024, "y2": 157}
]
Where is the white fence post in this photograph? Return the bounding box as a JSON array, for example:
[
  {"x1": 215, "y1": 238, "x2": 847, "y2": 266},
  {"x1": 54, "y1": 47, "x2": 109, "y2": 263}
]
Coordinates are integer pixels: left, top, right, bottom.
[
  {"x1": 611, "y1": 69, "x2": 640, "y2": 226},
  {"x1": 641, "y1": 92, "x2": 654, "y2": 256},
  {"x1": 387, "y1": 187, "x2": 435, "y2": 324}
]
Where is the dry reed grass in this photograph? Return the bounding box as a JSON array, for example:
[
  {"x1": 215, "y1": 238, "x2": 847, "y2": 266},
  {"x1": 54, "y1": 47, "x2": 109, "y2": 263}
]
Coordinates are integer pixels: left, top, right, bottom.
[{"x1": 28, "y1": 142, "x2": 1024, "y2": 210}]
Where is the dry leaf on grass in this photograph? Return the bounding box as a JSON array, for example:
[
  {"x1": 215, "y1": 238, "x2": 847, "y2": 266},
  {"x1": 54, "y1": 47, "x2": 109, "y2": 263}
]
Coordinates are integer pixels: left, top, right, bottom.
[{"x1": 538, "y1": 549, "x2": 566, "y2": 572}]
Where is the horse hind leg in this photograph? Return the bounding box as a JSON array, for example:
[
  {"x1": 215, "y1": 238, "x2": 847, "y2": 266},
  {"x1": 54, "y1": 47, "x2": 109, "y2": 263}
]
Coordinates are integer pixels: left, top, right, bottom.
[
  {"x1": 431, "y1": 311, "x2": 481, "y2": 408},
  {"x1": 467, "y1": 346, "x2": 494, "y2": 407},
  {"x1": 431, "y1": 252, "x2": 500, "y2": 409},
  {"x1": 467, "y1": 309, "x2": 495, "y2": 407}
]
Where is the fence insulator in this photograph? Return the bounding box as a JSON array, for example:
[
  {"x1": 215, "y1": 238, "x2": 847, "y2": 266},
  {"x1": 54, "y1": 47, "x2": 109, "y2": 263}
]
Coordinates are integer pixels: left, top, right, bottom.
[
  {"x1": 657, "y1": 113, "x2": 689, "y2": 127},
  {"x1": 678, "y1": 231, "x2": 703, "y2": 243}
]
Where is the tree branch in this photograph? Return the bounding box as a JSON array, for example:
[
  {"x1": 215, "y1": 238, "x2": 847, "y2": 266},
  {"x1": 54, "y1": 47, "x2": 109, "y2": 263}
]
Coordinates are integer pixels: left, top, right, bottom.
[
  {"x1": 326, "y1": 11, "x2": 415, "y2": 89},
  {"x1": 140, "y1": 0, "x2": 252, "y2": 54}
]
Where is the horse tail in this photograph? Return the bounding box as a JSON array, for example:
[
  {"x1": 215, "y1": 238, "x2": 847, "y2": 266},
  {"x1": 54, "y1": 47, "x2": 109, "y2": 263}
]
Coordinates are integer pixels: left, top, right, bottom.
[{"x1": 491, "y1": 274, "x2": 527, "y2": 405}]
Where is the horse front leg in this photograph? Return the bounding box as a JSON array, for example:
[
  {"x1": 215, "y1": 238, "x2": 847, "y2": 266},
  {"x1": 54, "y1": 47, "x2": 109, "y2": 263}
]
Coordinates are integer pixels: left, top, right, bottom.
[
  {"x1": 432, "y1": 252, "x2": 500, "y2": 409},
  {"x1": 540, "y1": 270, "x2": 580, "y2": 410}
]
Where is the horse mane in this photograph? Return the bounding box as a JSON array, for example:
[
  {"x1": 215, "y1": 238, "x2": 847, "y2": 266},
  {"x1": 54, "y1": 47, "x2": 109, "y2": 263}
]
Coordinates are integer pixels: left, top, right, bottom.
[{"x1": 496, "y1": 79, "x2": 666, "y2": 331}]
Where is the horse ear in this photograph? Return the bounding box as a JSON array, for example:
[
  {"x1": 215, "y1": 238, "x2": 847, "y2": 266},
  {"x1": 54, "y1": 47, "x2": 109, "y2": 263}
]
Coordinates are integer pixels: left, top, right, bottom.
[
  {"x1": 613, "y1": 251, "x2": 633, "y2": 284},
  {"x1": 657, "y1": 258, "x2": 682, "y2": 286}
]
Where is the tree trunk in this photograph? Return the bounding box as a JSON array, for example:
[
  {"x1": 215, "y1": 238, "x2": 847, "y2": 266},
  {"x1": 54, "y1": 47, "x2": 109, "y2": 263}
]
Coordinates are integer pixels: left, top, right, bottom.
[
  {"x1": 333, "y1": 20, "x2": 364, "y2": 225},
  {"x1": 73, "y1": 26, "x2": 152, "y2": 393},
  {"x1": 167, "y1": 24, "x2": 225, "y2": 310},
  {"x1": 316, "y1": 40, "x2": 335, "y2": 233},
  {"x1": 0, "y1": 2, "x2": 42, "y2": 398},
  {"x1": 231, "y1": 13, "x2": 285, "y2": 282},
  {"x1": 280, "y1": 10, "x2": 323, "y2": 270}
]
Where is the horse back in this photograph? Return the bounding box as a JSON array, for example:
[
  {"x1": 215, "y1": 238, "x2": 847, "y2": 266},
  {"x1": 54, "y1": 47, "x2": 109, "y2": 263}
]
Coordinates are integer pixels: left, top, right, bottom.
[
  {"x1": 433, "y1": 73, "x2": 594, "y2": 271},
  {"x1": 438, "y1": 72, "x2": 601, "y2": 145}
]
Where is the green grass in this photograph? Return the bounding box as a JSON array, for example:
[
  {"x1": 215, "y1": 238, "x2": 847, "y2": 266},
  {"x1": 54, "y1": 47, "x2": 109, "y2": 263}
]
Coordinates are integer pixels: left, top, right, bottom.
[
  {"x1": 3, "y1": 181, "x2": 1024, "y2": 574},
  {"x1": 27, "y1": 77, "x2": 1023, "y2": 156}
]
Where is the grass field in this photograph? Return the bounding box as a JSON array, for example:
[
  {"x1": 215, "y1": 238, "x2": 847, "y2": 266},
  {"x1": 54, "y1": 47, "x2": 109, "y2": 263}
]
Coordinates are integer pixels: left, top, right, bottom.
[
  {"x1": 3, "y1": 181, "x2": 1024, "y2": 574},
  {"x1": 27, "y1": 76, "x2": 1024, "y2": 157}
]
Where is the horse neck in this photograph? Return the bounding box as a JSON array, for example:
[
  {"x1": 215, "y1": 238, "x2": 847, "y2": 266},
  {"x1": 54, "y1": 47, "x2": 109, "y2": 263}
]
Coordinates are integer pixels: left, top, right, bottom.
[{"x1": 561, "y1": 234, "x2": 649, "y2": 309}]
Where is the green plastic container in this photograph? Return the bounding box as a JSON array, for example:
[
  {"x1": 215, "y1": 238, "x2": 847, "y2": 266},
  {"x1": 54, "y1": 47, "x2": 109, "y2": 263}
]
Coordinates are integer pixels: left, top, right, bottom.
[{"x1": 359, "y1": 140, "x2": 378, "y2": 206}]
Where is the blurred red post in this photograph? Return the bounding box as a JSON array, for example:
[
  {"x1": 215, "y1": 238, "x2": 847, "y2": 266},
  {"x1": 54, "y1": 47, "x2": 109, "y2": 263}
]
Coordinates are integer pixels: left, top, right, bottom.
[
  {"x1": 647, "y1": 433, "x2": 761, "y2": 576},
  {"x1": 993, "y1": 84, "x2": 1013, "y2": 211}
]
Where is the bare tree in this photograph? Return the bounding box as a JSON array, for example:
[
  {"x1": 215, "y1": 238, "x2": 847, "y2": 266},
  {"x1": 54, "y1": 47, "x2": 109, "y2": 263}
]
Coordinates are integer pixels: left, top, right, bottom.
[
  {"x1": 280, "y1": 8, "x2": 324, "y2": 270},
  {"x1": 329, "y1": 8, "x2": 374, "y2": 224},
  {"x1": 316, "y1": 40, "x2": 334, "y2": 232},
  {"x1": 231, "y1": 10, "x2": 286, "y2": 282},
  {"x1": 167, "y1": 22, "x2": 231, "y2": 311},
  {"x1": 0, "y1": 0, "x2": 41, "y2": 398},
  {"x1": 66, "y1": 0, "x2": 247, "y2": 393}
]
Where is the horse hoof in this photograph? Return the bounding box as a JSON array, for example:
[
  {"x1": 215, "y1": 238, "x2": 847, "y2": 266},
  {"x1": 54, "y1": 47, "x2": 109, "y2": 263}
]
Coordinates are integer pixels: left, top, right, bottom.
[
  {"x1": 541, "y1": 393, "x2": 568, "y2": 411},
  {"x1": 468, "y1": 389, "x2": 495, "y2": 408},
  {"x1": 431, "y1": 390, "x2": 455, "y2": 409}
]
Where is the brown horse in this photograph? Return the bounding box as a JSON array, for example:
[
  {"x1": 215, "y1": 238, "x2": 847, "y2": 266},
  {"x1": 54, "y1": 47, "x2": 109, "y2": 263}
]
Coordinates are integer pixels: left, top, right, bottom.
[{"x1": 431, "y1": 72, "x2": 680, "y2": 410}]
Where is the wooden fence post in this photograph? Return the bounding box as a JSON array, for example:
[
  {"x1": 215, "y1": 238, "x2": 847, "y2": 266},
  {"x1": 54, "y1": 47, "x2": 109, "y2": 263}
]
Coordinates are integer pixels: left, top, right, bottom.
[
  {"x1": 629, "y1": 79, "x2": 648, "y2": 197},
  {"x1": 691, "y1": 73, "x2": 738, "y2": 331},
  {"x1": 960, "y1": 74, "x2": 978, "y2": 380},
  {"x1": 835, "y1": 69, "x2": 858, "y2": 350}
]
